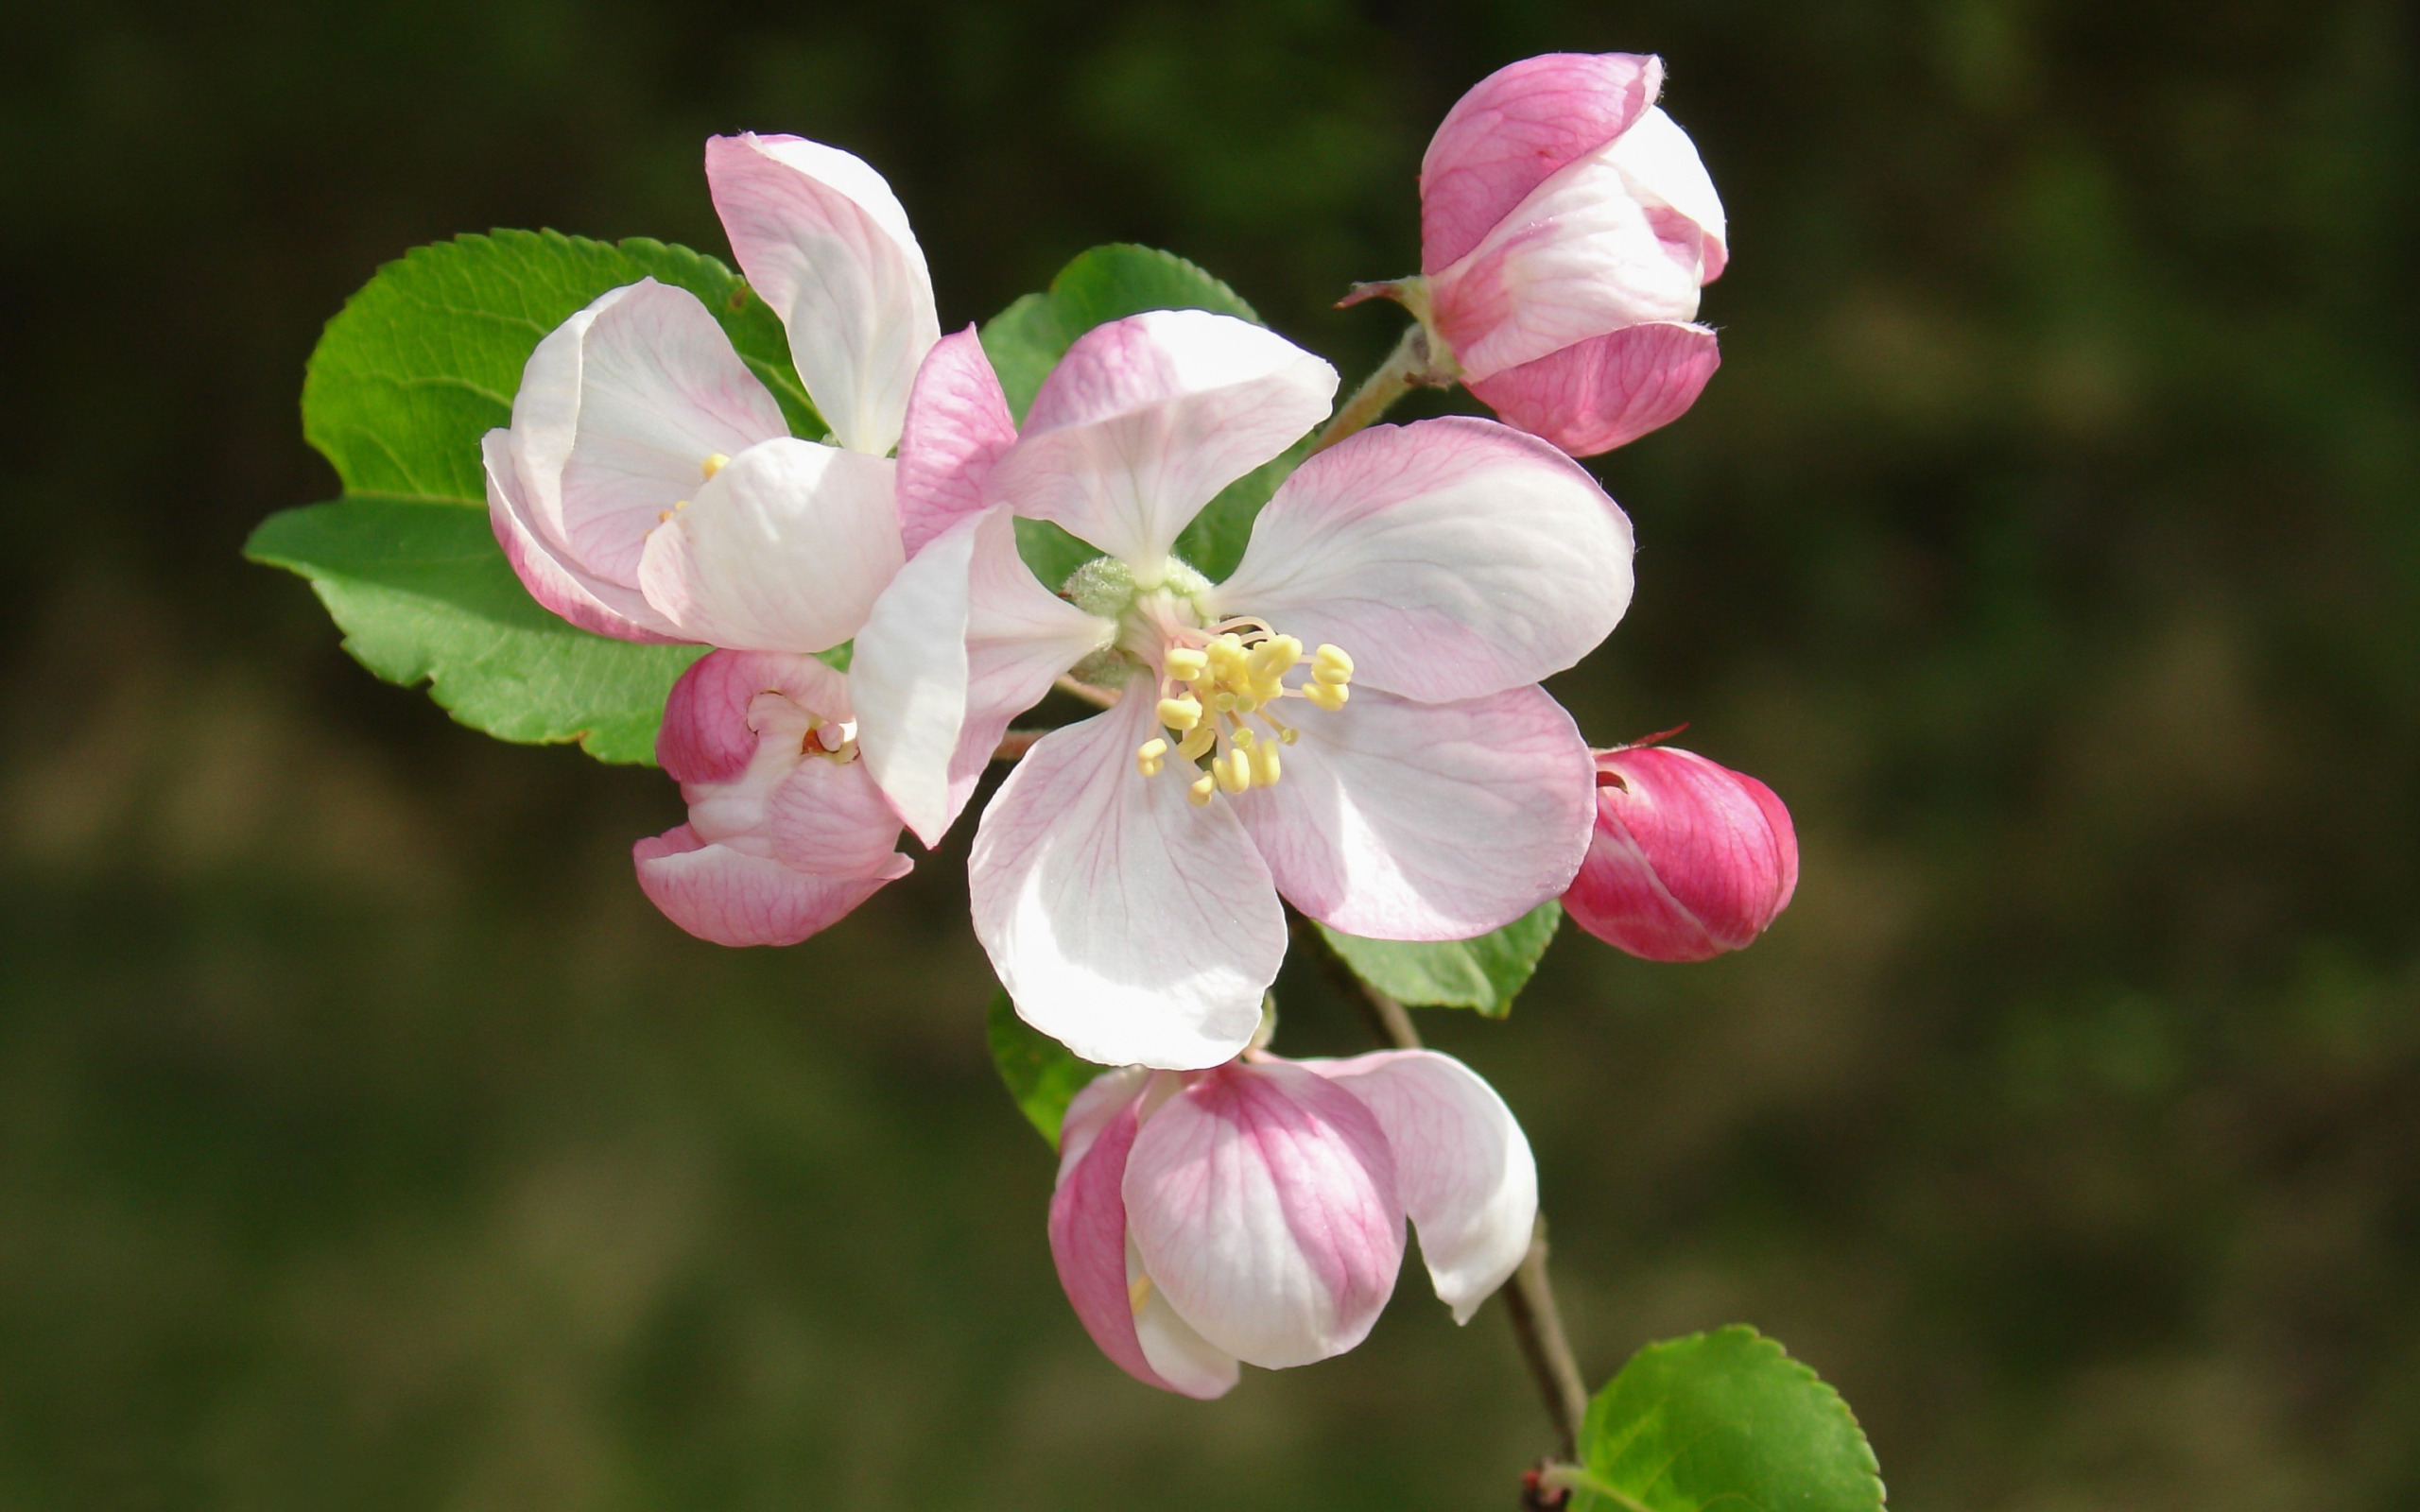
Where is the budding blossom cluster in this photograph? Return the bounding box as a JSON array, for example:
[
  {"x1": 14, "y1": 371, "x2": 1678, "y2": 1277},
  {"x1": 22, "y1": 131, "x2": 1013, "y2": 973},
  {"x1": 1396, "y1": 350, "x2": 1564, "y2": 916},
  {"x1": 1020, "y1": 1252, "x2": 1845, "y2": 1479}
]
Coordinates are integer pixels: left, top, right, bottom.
[{"x1": 483, "y1": 53, "x2": 1795, "y2": 1396}]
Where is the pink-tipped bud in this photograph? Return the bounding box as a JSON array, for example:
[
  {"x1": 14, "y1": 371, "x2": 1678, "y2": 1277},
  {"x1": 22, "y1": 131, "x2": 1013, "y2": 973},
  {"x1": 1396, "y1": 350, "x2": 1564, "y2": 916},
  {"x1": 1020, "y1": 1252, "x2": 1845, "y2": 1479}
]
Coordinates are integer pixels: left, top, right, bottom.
[{"x1": 1563, "y1": 744, "x2": 1797, "y2": 961}]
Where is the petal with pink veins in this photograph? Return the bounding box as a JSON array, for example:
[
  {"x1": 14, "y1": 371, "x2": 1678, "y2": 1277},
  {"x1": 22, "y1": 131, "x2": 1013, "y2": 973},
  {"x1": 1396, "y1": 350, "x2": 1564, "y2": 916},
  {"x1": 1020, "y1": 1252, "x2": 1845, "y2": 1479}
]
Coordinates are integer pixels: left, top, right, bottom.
[
  {"x1": 1421, "y1": 53, "x2": 1664, "y2": 273},
  {"x1": 704, "y1": 133, "x2": 939, "y2": 456},
  {"x1": 631, "y1": 822, "x2": 907, "y2": 947},
  {"x1": 1301, "y1": 1050, "x2": 1536, "y2": 1323},
  {"x1": 656, "y1": 648, "x2": 852, "y2": 785},
  {"x1": 1465, "y1": 321, "x2": 1720, "y2": 457},
  {"x1": 486, "y1": 430, "x2": 688, "y2": 642},
  {"x1": 1122, "y1": 1060, "x2": 1405, "y2": 1369},
  {"x1": 637, "y1": 437, "x2": 904, "y2": 653},
  {"x1": 764, "y1": 751, "x2": 913, "y2": 882},
  {"x1": 970, "y1": 696, "x2": 1284, "y2": 1072},
  {"x1": 555, "y1": 280, "x2": 791, "y2": 580},
  {"x1": 989, "y1": 310, "x2": 1336, "y2": 567},
  {"x1": 896, "y1": 327, "x2": 1018, "y2": 557},
  {"x1": 1233, "y1": 684, "x2": 1597, "y2": 940},
  {"x1": 1212, "y1": 417, "x2": 1633, "y2": 701}
]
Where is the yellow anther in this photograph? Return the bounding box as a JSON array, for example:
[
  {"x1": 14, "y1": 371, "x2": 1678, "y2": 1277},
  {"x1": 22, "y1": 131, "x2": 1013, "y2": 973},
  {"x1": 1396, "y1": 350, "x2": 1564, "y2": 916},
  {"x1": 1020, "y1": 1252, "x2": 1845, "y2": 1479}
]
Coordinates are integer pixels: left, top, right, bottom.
[
  {"x1": 1212, "y1": 691, "x2": 1238, "y2": 713},
  {"x1": 1216, "y1": 747, "x2": 1253, "y2": 794},
  {"x1": 1251, "y1": 741, "x2": 1282, "y2": 787},
  {"x1": 1251, "y1": 677, "x2": 1287, "y2": 706},
  {"x1": 1231, "y1": 727, "x2": 1255, "y2": 749},
  {"x1": 1303, "y1": 679, "x2": 1350, "y2": 712},
  {"x1": 1134, "y1": 737, "x2": 1167, "y2": 778},
  {"x1": 700, "y1": 452, "x2": 732, "y2": 481},
  {"x1": 1250, "y1": 635, "x2": 1302, "y2": 678},
  {"x1": 658, "y1": 497, "x2": 691, "y2": 524},
  {"x1": 1232, "y1": 695, "x2": 1258, "y2": 714},
  {"x1": 1156, "y1": 696, "x2": 1202, "y2": 731},
  {"x1": 1188, "y1": 773, "x2": 1216, "y2": 806},
  {"x1": 1164, "y1": 647, "x2": 1209, "y2": 681},
  {"x1": 1313, "y1": 644, "x2": 1354, "y2": 685},
  {"x1": 1178, "y1": 725, "x2": 1217, "y2": 762},
  {"x1": 1129, "y1": 1273, "x2": 1155, "y2": 1314}
]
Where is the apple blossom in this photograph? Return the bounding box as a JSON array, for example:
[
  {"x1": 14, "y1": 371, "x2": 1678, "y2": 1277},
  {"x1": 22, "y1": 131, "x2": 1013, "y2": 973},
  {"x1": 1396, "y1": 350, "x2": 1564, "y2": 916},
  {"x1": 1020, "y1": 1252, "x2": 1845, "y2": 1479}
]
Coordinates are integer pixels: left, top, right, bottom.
[
  {"x1": 1049, "y1": 1047, "x2": 1536, "y2": 1398},
  {"x1": 850, "y1": 311, "x2": 1632, "y2": 1070},
  {"x1": 1564, "y1": 743, "x2": 1798, "y2": 961},
  {"x1": 1414, "y1": 52, "x2": 1728, "y2": 456}
]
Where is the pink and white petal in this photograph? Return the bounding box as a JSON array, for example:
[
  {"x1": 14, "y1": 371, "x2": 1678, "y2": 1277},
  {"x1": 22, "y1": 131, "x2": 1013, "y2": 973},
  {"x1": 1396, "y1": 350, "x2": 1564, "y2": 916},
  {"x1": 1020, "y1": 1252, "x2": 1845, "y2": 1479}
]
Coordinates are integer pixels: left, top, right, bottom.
[
  {"x1": 1606, "y1": 106, "x2": 1728, "y2": 280},
  {"x1": 637, "y1": 438, "x2": 904, "y2": 653},
  {"x1": 1056, "y1": 1066, "x2": 1155, "y2": 1177},
  {"x1": 1130, "y1": 1249, "x2": 1243, "y2": 1399},
  {"x1": 1233, "y1": 684, "x2": 1597, "y2": 940},
  {"x1": 1421, "y1": 53, "x2": 1664, "y2": 273},
  {"x1": 897, "y1": 327, "x2": 1018, "y2": 557},
  {"x1": 507, "y1": 284, "x2": 631, "y2": 545},
  {"x1": 1466, "y1": 321, "x2": 1720, "y2": 457},
  {"x1": 631, "y1": 823, "x2": 905, "y2": 947},
  {"x1": 1431, "y1": 147, "x2": 1707, "y2": 381},
  {"x1": 990, "y1": 310, "x2": 1337, "y2": 566},
  {"x1": 1122, "y1": 1061, "x2": 1404, "y2": 1370},
  {"x1": 764, "y1": 751, "x2": 912, "y2": 882},
  {"x1": 1212, "y1": 418, "x2": 1633, "y2": 701},
  {"x1": 970, "y1": 696, "x2": 1284, "y2": 1072},
  {"x1": 704, "y1": 133, "x2": 940, "y2": 456},
  {"x1": 656, "y1": 648, "x2": 852, "y2": 785},
  {"x1": 1301, "y1": 1050, "x2": 1536, "y2": 1324},
  {"x1": 855, "y1": 507, "x2": 1111, "y2": 847},
  {"x1": 486, "y1": 430, "x2": 689, "y2": 643}
]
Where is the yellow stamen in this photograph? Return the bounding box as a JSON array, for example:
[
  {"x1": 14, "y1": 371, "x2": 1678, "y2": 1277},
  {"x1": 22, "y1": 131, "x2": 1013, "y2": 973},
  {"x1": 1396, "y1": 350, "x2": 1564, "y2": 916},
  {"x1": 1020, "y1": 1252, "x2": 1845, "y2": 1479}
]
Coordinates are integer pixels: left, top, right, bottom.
[
  {"x1": 1231, "y1": 727, "x2": 1255, "y2": 749},
  {"x1": 1251, "y1": 741, "x2": 1281, "y2": 787},
  {"x1": 1303, "y1": 679, "x2": 1350, "y2": 712},
  {"x1": 700, "y1": 452, "x2": 732, "y2": 481},
  {"x1": 1188, "y1": 773, "x2": 1216, "y2": 806},
  {"x1": 1156, "y1": 696, "x2": 1201, "y2": 730},
  {"x1": 1129, "y1": 1273, "x2": 1154, "y2": 1314},
  {"x1": 1216, "y1": 747, "x2": 1252, "y2": 794},
  {"x1": 1164, "y1": 647, "x2": 1208, "y2": 681},
  {"x1": 1178, "y1": 725, "x2": 1217, "y2": 762},
  {"x1": 1135, "y1": 738, "x2": 1168, "y2": 777}
]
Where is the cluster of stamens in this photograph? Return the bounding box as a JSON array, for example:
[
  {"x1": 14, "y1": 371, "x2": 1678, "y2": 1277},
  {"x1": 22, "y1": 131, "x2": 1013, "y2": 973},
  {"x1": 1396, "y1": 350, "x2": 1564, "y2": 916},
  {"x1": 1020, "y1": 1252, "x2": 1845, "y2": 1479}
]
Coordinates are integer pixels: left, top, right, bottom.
[
  {"x1": 1132, "y1": 624, "x2": 1355, "y2": 805},
  {"x1": 659, "y1": 452, "x2": 732, "y2": 524}
]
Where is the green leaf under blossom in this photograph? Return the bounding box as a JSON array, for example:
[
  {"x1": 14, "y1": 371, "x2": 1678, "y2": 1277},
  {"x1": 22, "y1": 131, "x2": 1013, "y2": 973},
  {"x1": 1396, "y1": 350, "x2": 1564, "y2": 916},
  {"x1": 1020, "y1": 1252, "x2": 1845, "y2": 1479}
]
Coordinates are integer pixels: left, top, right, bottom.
[
  {"x1": 977, "y1": 244, "x2": 1300, "y2": 585},
  {"x1": 260, "y1": 230, "x2": 813, "y2": 763},
  {"x1": 1318, "y1": 902, "x2": 1563, "y2": 1019},
  {"x1": 986, "y1": 988, "x2": 1108, "y2": 1150},
  {"x1": 247, "y1": 496, "x2": 706, "y2": 764},
  {"x1": 1564, "y1": 1326, "x2": 1886, "y2": 1512}
]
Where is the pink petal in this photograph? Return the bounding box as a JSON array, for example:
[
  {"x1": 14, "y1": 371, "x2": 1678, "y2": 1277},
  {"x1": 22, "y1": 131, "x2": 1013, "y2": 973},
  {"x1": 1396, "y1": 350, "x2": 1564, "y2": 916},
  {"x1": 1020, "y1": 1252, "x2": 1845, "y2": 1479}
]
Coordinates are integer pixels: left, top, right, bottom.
[
  {"x1": 485, "y1": 429, "x2": 688, "y2": 643},
  {"x1": 763, "y1": 749, "x2": 915, "y2": 881},
  {"x1": 1563, "y1": 745, "x2": 1798, "y2": 961},
  {"x1": 853, "y1": 507, "x2": 1111, "y2": 847},
  {"x1": 989, "y1": 310, "x2": 1336, "y2": 566},
  {"x1": 1465, "y1": 321, "x2": 1720, "y2": 456},
  {"x1": 555, "y1": 280, "x2": 791, "y2": 581},
  {"x1": 1122, "y1": 1060, "x2": 1405, "y2": 1370},
  {"x1": 636, "y1": 438, "x2": 904, "y2": 653},
  {"x1": 969, "y1": 696, "x2": 1284, "y2": 1072},
  {"x1": 1420, "y1": 53, "x2": 1664, "y2": 273},
  {"x1": 631, "y1": 822, "x2": 907, "y2": 947},
  {"x1": 896, "y1": 327, "x2": 1018, "y2": 558},
  {"x1": 1232, "y1": 684, "x2": 1596, "y2": 940},
  {"x1": 655, "y1": 647, "x2": 851, "y2": 784},
  {"x1": 1211, "y1": 417, "x2": 1634, "y2": 702},
  {"x1": 704, "y1": 133, "x2": 939, "y2": 456},
  {"x1": 1300, "y1": 1050, "x2": 1535, "y2": 1323},
  {"x1": 1046, "y1": 1071, "x2": 1241, "y2": 1400}
]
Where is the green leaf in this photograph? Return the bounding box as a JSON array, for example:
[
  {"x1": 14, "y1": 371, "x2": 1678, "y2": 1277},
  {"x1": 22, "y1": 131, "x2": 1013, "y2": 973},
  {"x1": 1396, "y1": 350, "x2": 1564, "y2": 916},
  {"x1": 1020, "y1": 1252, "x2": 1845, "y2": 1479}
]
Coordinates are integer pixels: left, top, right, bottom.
[
  {"x1": 1565, "y1": 1326, "x2": 1886, "y2": 1512},
  {"x1": 1318, "y1": 902, "x2": 1563, "y2": 1018},
  {"x1": 986, "y1": 988, "x2": 1108, "y2": 1149},
  {"x1": 266, "y1": 230, "x2": 810, "y2": 762},
  {"x1": 248, "y1": 496, "x2": 706, "y2": 763}
]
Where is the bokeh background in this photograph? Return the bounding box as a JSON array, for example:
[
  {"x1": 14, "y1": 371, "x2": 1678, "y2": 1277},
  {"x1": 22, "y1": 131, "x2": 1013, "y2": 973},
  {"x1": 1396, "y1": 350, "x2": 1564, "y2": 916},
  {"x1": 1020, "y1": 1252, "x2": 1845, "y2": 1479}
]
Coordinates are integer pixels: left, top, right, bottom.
[{"x1": 3, "y1": 0, "x2": 2416, "y2": 1506}]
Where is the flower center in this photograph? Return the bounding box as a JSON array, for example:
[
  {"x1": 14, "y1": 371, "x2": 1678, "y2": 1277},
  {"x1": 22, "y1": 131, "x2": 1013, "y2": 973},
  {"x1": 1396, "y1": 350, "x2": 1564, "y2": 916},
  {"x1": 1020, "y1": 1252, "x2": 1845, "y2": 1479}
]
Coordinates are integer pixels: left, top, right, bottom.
[{"x1": 1132, "y1": 621, "x2": 1354, "y2": 805}]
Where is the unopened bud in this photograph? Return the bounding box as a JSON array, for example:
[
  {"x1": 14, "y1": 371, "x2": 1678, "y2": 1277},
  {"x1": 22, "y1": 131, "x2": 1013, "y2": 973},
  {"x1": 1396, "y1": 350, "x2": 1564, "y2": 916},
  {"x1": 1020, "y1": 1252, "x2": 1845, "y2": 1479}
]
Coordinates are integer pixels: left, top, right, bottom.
[{"x1": 1563, "y1": 745, "x2": 1797, "y2": 962}]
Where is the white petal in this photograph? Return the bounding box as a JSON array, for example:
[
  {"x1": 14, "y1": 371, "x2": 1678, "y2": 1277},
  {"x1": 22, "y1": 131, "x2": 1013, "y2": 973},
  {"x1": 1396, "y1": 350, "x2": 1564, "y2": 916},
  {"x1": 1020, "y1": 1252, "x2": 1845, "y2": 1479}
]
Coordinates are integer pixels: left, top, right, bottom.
[
  {"x1": 1211, "y1": 416, "x2": 1634, "y2": 702},
  {"x1": 969, "y1": 696, "x2": 1283, "y2": 1072},
  {"x1": 705, "y1": 133, "x2": 940, "y2": 455},
  {"x1": 1232, "y1": 684, "x2": 1598, "y2": 939},
  {"x1": 1302, "y1": 1051, "x2": 1537, "y2": 1323},
  {"x1": 1131, "y1": 1242, "x2": 1245, "y2": 1398},
  {"x1": 636, "y1": 438, "x2": 904, "y2": 653},
  {"x1": 988, "y1": 310, "x2": 1336, "y2": 567}
]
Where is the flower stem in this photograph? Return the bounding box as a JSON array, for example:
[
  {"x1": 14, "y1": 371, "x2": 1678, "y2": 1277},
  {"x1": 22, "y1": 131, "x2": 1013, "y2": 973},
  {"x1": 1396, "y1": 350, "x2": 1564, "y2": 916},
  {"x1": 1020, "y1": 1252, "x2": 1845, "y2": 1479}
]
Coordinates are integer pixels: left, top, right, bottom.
[
  {"x1": 1535, "y1": 1463, "x2": 1652, "y2": 1512},
  {"x1": 1292, "y1": 914, "x2": 1592, "y2": 1458},
  {"x1": 1306, "y1": 322, "x2": 1442, "y2": 455}
]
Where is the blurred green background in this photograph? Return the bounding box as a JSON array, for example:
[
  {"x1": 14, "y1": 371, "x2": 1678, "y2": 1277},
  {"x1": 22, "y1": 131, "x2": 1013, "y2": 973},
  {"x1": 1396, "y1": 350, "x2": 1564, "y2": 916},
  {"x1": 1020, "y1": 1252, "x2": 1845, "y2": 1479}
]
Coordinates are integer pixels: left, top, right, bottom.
[{"x1": 3, "y1": 0, "x2": 2416, "y2": 1506}]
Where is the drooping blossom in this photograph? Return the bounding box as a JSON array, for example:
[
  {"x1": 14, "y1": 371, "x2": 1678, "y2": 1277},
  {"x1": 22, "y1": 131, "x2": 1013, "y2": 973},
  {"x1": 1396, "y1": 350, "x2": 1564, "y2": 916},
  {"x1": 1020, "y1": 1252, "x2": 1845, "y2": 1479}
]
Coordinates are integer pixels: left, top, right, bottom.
[
  {"x1": 479, "y1": 132, "x2": 942, "y2": 943},
  {"x1": 1050, "y1": 1047, "x2": 1536, "y2": 1398},
  {"x1": 1414, "y1": 53, "x2": 1728, "y2": 456},
  {"x1": 1563, "y1": 742, "x2": 1797, "y2": 961},
  {"x1": 850, "y1": 310, "x2": 1632, "y2": 1069}
]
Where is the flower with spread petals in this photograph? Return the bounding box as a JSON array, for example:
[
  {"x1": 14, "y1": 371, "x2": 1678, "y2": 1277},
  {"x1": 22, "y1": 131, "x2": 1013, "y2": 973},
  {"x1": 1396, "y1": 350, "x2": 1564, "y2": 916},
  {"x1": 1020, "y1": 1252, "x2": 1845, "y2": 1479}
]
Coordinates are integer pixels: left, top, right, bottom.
[
  {"x1": 1413, "y1": 52, "x2": 1728, "y2": 456},
  {"x1": 1564, "y1": 743, "x2": 1797, "y2": 961},
  {"x1": 849, "y1": 310, "x2": 1631, "y2": 1069},
  {"x1": 1049, "y1": 1047, "x2": 1536, "y2": 1398},
  {"x1": 480, "y1": 132, "x2": 942, "y2": 943}
]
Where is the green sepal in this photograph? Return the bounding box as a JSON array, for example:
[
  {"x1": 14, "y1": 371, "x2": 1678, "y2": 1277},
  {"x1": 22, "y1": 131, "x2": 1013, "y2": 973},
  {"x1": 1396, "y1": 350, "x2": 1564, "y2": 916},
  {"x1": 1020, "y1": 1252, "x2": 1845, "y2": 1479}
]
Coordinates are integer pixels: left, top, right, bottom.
[
  {"x1": 985, "y1": 988, "x2": 1110, "y2": 1150},
  {"x1": 1565, "y1": 1326, "x2": 1886, "y2": 1512},
  {"x1": 1318, "y1": 902, "x2": 1563, "y2": 1019}
]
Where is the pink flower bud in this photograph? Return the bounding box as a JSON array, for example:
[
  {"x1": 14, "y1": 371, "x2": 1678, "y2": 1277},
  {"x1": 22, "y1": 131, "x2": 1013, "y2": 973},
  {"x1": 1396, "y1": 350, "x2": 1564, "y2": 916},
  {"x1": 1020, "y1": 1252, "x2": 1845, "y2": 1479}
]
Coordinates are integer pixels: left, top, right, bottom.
[
  {"x1": 1563, "y1": 744, "x2": 1797, "y2": 961},
  {"x1": 1417, "y1": 53, "x2": 1727, "y2": 455}
]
